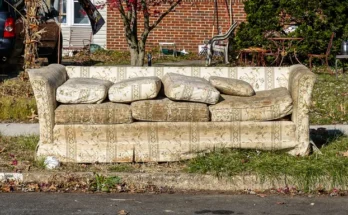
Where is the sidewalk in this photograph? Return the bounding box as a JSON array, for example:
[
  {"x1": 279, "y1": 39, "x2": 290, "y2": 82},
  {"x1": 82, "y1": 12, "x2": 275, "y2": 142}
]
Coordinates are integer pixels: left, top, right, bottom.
[
  {"x1": 1, "y1": 123, "x2": 348, "y2": 137},
  {"x1": 0, "y1": 123, "x2": 39, "y2": 136}
]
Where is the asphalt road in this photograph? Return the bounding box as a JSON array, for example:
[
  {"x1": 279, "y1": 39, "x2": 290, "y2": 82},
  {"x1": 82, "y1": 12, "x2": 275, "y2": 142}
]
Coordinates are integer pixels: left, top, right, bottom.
[{"x1": 0, "y1": 193, "x2": 347, "y2": 215}]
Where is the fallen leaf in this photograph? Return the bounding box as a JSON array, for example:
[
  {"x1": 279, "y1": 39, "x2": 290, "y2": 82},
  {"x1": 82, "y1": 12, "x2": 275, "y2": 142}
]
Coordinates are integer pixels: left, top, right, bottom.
[
  {"x1": 1, "y1": 185, "x2": 11, "y2": 192},
  {"x1": 49, "y1": 184, "x2": 57, "y2": 192},
  {"x1": 276, "y1": 202, "x2": 285, "y2": 205},
  {"x1": 27, "y1": 109, "x2": 38, "y2": 121},
  {"x1": 257, "y1": 194, "x2": 267, "y2": 198},
  {"x1": 117, "y1": 210, "x2": 129, "y2": 215},
  {"x1": 0, "y1": 147, "x2": 5, "y2": 153},
  {"x1": 342, "y1": 151, "x2": 348, "y2": 157},
  {"x1": 27, "y1": 183, "x2": 39, "y2": 192}
]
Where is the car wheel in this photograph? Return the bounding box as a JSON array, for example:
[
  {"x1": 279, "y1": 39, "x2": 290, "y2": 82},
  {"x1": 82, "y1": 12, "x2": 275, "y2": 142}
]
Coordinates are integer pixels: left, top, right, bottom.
[{"x1": 47, "y1": 37, "x2": 62, "y2": 64}]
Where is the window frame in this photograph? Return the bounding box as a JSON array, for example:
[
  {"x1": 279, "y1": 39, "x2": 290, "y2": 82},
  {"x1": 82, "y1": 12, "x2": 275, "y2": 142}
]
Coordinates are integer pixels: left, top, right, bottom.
[
  {"x1": 72, "y1": 0, "x2": 90, "y2": 26},
  {"x1": 54, "y1": 0, "x2": 91, "y2": 26}
]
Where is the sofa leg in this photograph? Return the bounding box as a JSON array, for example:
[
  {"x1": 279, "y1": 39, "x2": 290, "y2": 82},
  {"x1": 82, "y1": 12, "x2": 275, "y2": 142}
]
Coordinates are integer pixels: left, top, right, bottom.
[{"x1": 288, "y1": 141, "x2": 311, "y2": 156}]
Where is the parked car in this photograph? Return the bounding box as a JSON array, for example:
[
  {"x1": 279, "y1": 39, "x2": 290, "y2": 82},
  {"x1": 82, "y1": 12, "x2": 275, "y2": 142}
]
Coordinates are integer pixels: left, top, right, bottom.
[{"x1": 0, "y1": 0, "x2": 62, "y2": 65}]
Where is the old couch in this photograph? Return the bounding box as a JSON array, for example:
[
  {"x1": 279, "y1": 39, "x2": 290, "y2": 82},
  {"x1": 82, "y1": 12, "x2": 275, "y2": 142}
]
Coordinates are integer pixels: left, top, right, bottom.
[{"x1": 28, "y1": 64, "x2": 316, "y2": 163}]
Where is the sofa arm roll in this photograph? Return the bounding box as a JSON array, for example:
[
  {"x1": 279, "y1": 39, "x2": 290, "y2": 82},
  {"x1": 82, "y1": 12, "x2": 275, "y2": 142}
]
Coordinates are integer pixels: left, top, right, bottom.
[
  {"x1": 28, "y1": 64, "x2": 67, "y2": 145},
  {"x1": 288, "y1": 65, "x2": 316, "y2": 156}
]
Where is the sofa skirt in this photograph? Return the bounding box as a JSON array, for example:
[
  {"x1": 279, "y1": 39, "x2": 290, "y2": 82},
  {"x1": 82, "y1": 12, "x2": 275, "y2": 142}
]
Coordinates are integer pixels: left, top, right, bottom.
[{"x1": 37, "y1": 121, "x2": 298, "y2": 163}]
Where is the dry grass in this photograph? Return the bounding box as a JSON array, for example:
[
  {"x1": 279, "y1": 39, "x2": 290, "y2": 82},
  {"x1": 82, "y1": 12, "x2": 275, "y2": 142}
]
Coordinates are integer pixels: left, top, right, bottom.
[
  {"x1": 63, "y1": 49, "x2": 205, "y2": 66},
  {"x1": 0, "y1": 78, "x2": 37, "y2": 123}
]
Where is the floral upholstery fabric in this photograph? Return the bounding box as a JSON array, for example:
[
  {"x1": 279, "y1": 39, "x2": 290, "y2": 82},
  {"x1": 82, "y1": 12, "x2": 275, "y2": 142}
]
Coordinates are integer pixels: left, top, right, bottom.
[
  {"x1": 108, "y1": 76, "x2": 161, "y2": 103},
  {"x1": 36, "y1": 121, "x2": 297, "y2": 162},
  {"x1": 29, "y1": 64, "x2": 316, "y2": 162},
  {"x1": 162, "y1": 73, "x2": 220, "y2": 104},
  {"x1": 287, "y1": 65, "x2": 317, "y2": 156},
  {"x1": 131, "y1": 98, "x2": 209, "y2": 122},
  {"x1": 209, "y1": 76, "x2": 255, "y2": 96},
  {"x1": 209, "y1": 87, "x2": 293, "y2": 121},
  {"x1": 56, "y1": 78, "x2": 112, "y2": 104},
  {"x1": 55, "y1": 102, "x2": 132, "y2": 124},
  {"x1": 28, "y1": 64, "x2": 67, "y2": 146}
]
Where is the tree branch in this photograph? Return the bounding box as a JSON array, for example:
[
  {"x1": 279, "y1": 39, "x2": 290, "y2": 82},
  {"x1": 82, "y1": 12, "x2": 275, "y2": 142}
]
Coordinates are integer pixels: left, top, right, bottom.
[
  {"x1": 141, "y1": 0, "x2": 150, "y2": 41},
  {"x1": 150, "y1": 0, "x2": 182, "y2": 31},
  {"x1": 131, "y1": 1, "x2": 137, "y2": 39},
  {"x1": 117, "y1": 1, "x2": 133, "y2": 41}
]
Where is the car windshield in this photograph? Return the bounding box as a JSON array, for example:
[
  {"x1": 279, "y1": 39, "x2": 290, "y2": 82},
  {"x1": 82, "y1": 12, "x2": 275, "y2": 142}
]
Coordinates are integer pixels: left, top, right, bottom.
[
  {"x1": 0, "y1": 0, "x2": 7, "y2": 11},
  {"x1": 2, "y1": 0, "x2": 25, "y2": 12}
]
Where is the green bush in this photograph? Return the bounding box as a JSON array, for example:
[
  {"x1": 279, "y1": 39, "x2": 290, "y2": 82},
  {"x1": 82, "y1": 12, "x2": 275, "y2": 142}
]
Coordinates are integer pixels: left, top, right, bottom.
[{"x1": 235, "y1": 0, "x2": 348, "y2": 64}]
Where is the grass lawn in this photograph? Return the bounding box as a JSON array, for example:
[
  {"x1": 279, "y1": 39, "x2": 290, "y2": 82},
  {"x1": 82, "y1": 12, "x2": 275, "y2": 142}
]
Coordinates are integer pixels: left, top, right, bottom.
[
  {"x1": 310, "y1": 73, "x2": 348, "y2": 125},
  {"x1": 188, "y1": 133, "x2": 348, "y2": 192}
]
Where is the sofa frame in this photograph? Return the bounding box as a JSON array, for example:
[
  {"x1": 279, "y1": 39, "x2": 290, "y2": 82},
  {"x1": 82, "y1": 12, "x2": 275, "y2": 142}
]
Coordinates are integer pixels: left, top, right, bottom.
[{"x1": 28, "y1": 64, "x2": 316, "y2": 163}]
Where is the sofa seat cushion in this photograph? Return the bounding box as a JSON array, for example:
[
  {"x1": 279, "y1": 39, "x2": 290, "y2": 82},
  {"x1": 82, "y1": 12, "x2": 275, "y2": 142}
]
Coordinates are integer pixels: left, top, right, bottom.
[
  {"x1": 209, "y1": 87, "x2": 293, "y2": 121},
  {"x1": 56, "y1": 78, "x2": 113, "y2": 104},
  {"x1": 162, "y1": 73, "x2": 220, "y2": 104},
  {"x1": 131, "y1": 98, "x2": 210, "y2": 122},
  {"x1": 55, "y1": 102, "x2": 132, "y2": 124},
  {"x1": 108, "y1": 76, "x2": 161, "y2": 103},
  {"x1": 209, "y1": 76, "x2": 255, "y2": 96}
]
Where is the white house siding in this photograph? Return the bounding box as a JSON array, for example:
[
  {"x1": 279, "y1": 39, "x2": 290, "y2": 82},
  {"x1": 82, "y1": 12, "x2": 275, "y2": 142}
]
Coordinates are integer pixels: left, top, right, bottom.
[
  {"x1": 58, "y1": 0, "x2": 107, "y2": 53},
  {"x1": 61, "y1": 26, "x2": 70, "y2": 48}
]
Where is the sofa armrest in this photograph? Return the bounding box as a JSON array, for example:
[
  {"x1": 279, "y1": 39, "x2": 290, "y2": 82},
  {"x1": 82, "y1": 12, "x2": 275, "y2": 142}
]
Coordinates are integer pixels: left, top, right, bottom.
[
  {"x1": 28, "y1": 64, "x2": 67, "y2": 145},
  {"x1": 288, "y1": 65, "x2": 316, "y2": 155}
]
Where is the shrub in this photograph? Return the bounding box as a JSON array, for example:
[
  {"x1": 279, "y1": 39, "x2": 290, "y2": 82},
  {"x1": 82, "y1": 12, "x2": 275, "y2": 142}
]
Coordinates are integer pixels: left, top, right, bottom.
[{"x1": 235, "y1": 0, "x2": 348, "y2": 64}]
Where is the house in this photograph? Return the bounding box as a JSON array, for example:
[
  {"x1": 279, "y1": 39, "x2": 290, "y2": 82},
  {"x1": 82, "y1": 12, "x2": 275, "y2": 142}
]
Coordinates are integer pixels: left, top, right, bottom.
[
  {"x1": 49, "y1": 0, "x2": 107, "y2": 52},
  {"x1": 50, "y1": 0, "x2": 246, "y2": 54}
]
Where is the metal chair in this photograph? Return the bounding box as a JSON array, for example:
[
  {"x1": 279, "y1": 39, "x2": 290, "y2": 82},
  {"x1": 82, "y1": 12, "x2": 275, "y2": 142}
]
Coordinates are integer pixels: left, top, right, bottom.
[
  {"x1": 206, "y1": 22, "x2": 238, "y2": 66},
  {"x1": 308, "y1": 32, "x2": 335, "y2": 71},
  {"x1": 263, "y1": 31, "x2": 283, "y2": 66},
  {"x1": 63, "y1": 28, "x2": 93, "y2": 56}
]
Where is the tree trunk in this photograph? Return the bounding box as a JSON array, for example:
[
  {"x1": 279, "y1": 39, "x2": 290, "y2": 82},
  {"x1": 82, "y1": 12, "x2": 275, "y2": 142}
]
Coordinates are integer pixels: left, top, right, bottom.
[
  {"x1": 130, "y1": 48, "x2": 138, "y2": 66},
  {"x1": 129, "y1": 38, "x2": 146, "y2": 66},
  {"x1": 130, "y1": 47, "x2": 145, "y2": 66}
]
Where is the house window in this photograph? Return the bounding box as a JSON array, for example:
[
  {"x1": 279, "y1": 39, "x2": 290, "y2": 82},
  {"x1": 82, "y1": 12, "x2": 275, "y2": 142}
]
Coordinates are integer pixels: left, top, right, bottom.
[
  {"x1": 74, "y1": 0, "x2": 89, "y2": 24},
  {"x1": 52, "y1": 0, "x2": 90, "y2": 25}
]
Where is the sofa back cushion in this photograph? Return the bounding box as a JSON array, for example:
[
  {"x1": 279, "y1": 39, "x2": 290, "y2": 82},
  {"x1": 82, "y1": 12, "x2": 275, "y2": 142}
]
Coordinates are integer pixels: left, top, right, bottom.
[
  {"x1": 209, "y1": 87, "x2": 293, "y2": 121},
  {"x1": 108, "y1": 76, "x2": 161, "y2": 103},
  {"x1": 162, "y1": 73, "x2": 220, "y2": 104},
  {"x1": 209, "y1": 76, "x2": 255, "y2": 96},
  {"x1": 65, "y1": 66, "x2": 291, "y2": 92},
  {"x1": 56, "y1": 78, "x2": 112, "y2": 104},
  {"x1": 131, "y1": 98, "x2": 210, "y2": 122}
]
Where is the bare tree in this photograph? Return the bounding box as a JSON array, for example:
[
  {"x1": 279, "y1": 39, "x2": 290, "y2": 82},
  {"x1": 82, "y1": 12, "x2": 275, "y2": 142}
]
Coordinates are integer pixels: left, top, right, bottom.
[{"x1": 104, "y1": 0, "x2": 182, "y2": 66}]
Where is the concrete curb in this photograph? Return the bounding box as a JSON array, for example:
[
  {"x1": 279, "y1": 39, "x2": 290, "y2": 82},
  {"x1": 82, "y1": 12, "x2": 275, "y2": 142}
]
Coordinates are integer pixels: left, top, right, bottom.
[
  {"x1": 0, "y1": 172, "x2": 345, "y2": 191},
  {"x1": 0, "y1": 123, "x2": 39, "y2": 136},
  {"x1": 310, "y1": 124, "x2": 348, "y2": 136}
]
